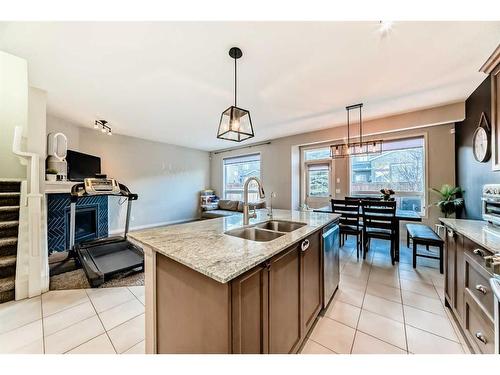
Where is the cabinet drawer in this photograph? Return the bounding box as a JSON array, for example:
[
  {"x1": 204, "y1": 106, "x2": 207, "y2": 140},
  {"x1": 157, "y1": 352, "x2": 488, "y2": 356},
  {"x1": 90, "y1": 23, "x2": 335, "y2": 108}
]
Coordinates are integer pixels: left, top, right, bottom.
[
  {"x1": 464, "y1": 253, "x2": 494, "y2": 320},
  {"x1": 464, "y1": 291, "x2": 495, "y2": 354},
  {"x1": 463, "y1": 237, "x2": 492, "y2": 264}
]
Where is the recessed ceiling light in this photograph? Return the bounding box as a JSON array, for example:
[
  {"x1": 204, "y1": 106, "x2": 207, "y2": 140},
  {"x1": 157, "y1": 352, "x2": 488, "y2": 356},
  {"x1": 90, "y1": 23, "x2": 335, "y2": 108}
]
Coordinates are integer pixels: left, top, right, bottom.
[{"x1": 379, "y1": 21, "x2": 394, "y2": 35}]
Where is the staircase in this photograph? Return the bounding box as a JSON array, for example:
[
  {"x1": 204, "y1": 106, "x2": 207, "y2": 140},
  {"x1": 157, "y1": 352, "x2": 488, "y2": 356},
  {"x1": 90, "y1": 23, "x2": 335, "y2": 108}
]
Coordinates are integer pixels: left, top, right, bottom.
[{"x1": 0, "y1": 181, "x2": 21, "y2": 303}]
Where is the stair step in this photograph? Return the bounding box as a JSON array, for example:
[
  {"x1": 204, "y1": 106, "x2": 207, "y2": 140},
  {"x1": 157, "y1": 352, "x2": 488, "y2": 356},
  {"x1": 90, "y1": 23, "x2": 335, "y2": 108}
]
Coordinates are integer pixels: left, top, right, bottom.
[
  {"x1": 0, "y1": 237, "x2": 17, "y2": 248},
  {"x1": 0, "y1": 220, "x2": 19, "y2": 228},
  {"x1": 0, "y1": 254, "x2": 16, "y2": 268},
  {"x1": 0, "y1": 206, "x2": 20, "y2": 222},
  {"x1": 0, "y1": 276, "x2": 15, "y2": 303},
  {"x1": 0, "y1": 195, "x2": 20, "y2": 207},
  {"x1": 0, "y1": 181, "x2": 21, "y2": 193}
]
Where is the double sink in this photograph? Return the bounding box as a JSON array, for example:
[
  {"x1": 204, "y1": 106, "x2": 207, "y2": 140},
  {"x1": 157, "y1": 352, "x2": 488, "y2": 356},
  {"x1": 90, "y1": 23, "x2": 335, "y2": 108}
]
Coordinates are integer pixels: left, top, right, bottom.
[{"x1": 225, "y1": 220, "x2": 307, "y2": 242}]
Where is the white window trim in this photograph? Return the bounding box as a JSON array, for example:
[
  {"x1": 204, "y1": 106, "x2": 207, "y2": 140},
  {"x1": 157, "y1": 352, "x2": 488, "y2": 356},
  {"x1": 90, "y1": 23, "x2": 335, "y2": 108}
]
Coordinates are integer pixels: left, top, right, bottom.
[
  {"x1": 222, "y1": 152, "x2": 262, "y2": 201},
  {"x1": 347, "y1": 132, "x2": 429, "y2": 218}
]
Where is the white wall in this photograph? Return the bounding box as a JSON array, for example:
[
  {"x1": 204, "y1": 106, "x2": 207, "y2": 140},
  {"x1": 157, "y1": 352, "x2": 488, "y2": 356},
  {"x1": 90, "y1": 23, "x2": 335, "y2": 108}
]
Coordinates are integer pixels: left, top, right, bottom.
[
  {"x1": 47, "y1": 116, "x2": 210, "y2": 232},
  {"x1": 0, "y1": 51, "x2": 28, "y2": 178}
]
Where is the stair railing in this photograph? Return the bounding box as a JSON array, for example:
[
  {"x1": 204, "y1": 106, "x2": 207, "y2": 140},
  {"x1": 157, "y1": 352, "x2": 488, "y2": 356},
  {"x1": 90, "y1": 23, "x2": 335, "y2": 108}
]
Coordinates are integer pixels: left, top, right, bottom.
[{"x1": 12, "y1": 126, "x2": 48, "y2": 299}]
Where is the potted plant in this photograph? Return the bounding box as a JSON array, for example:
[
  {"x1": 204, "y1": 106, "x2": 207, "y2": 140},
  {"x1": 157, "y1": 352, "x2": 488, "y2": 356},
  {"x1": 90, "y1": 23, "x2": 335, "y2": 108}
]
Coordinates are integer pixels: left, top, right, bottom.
[
  {"x1": 46, "y1": 168, "x2": 58, "y2": 182},
  {"x1": 380, "y1": 188, "x2": 395, "y2": 201},
  {"x1": 430, "y1": 184, "x2": 464, "y2": 218}
]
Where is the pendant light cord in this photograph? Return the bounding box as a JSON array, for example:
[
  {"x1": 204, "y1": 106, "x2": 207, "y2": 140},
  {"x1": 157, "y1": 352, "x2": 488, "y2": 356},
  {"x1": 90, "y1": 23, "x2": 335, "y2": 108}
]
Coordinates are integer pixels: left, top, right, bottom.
[{"x1": 234, "y1": 56, "x2": 237, "y2": 107}]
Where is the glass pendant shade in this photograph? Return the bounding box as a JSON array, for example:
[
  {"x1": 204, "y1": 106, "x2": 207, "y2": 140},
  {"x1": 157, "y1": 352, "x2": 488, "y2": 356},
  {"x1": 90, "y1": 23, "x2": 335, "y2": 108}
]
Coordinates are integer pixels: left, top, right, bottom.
[{"x1": 217, "y1": 105, "x2": 254, "y2": 142}]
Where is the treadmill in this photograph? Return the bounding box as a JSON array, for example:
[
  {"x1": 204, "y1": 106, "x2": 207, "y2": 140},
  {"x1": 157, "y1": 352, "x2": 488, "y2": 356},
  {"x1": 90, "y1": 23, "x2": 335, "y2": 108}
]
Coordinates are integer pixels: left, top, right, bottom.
[{"x1": 69, "y1": 176, "x2": 143, "y2": 287}]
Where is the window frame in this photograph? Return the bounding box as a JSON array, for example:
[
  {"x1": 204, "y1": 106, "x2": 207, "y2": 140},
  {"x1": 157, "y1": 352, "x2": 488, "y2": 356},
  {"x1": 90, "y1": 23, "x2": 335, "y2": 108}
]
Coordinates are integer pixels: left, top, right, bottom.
[
  {"x1": 222, "y1": 152, "x2": 262, "y2": 201},
  {"x1": 348, "y1": 133, "x2": 428, "y2": 217}
]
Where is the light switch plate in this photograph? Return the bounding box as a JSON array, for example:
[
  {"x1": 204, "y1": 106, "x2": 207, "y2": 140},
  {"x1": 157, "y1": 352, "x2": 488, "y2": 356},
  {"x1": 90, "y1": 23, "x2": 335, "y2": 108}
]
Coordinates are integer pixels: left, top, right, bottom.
[
  {"x1": 336, "y1": 178, "x2": 340, "y2": 183},
  {"x1": 336, "y1": 188, "x2": 341, "y2": 194}
]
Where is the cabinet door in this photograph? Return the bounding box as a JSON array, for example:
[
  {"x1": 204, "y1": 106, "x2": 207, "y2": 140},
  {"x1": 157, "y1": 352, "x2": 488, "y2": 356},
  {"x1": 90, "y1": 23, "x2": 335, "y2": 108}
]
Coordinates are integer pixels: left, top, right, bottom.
[
  {"x1": 268, "y1": 243, "x2": 301, "y2": 354},
  {"x1": 444, "y1": 227, "x2": 456, "y2": 308},
  {"x1": 231, "y1": 265, "x2": 269, "y2": 354},
  {"x1": 301, "y1": 231, "x2": 322, "y2": 335},
  {"x1": 454, "y1": 233, "x2": 465, "y2": 322}
]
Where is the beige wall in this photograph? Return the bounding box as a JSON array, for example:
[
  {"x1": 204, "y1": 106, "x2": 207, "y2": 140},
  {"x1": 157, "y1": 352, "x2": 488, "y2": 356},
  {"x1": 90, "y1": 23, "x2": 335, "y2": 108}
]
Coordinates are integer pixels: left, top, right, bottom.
[
  {"x1": 47, "y1": 117, "x2": 210, "y2": 232},
  {"x1": 210, "y1": 103, "x2": 461, "y2": 227},
  {"x1": 0, "y1": 51, "x2": 28, "y2": 179}
]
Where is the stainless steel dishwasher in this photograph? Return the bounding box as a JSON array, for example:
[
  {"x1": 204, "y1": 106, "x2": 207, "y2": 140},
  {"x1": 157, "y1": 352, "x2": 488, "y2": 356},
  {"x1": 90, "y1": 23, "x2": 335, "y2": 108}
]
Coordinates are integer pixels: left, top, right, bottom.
[{"x1": 322, "y1": 222, "x2": 340, "y2": 308}]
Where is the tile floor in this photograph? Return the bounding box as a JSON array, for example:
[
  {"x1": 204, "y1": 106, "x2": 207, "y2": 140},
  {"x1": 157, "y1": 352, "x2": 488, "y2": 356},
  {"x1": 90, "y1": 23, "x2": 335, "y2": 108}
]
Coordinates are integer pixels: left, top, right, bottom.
[
  {"x1": 301, "y1": 237, "x2": 470, "y2": 354},
  {"x1": 0, "y1": 237, "x2": 469, "y2": 354},
  {"x1": 0, "y1": 285, "x2": 145, "y2": 354}
]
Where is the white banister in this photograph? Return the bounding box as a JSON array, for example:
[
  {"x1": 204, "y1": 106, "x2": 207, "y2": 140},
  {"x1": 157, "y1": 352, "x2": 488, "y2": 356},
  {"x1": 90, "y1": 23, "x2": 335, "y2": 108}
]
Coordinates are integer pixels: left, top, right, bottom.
[{"x1": 12, "y1": 126, "x2": 48, "y2": 299}]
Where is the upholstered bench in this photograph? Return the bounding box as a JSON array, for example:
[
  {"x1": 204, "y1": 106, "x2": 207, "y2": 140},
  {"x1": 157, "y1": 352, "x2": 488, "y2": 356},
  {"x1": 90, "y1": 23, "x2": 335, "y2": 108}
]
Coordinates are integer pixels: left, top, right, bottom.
[{"x1": 406, "y1": 223, "x2": 444, "y2": 274}]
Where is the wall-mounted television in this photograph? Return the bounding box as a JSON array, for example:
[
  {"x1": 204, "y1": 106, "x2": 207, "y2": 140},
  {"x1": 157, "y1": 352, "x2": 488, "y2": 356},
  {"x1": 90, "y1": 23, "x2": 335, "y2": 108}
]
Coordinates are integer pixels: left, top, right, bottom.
[{"x1": 66, "y1": 150, "x2": 101, "y2": 181}]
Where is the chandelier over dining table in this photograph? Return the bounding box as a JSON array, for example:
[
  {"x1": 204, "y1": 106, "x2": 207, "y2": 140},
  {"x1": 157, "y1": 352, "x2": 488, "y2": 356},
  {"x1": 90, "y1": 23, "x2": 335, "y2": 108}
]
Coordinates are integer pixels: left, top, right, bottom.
[{"x1": 330, "y1": 103, "x2": 383, "y2": 158}]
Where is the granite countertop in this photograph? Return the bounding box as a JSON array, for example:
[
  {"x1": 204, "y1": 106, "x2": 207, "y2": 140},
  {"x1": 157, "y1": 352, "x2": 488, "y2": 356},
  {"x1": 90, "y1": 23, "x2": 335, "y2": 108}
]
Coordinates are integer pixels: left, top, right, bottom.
[
  {"x1": 439, "y1": 218, "x2": 500, "y2": 254},
  {"x1": 128, "y1": 209, "x2": 339, "y2": 283}
]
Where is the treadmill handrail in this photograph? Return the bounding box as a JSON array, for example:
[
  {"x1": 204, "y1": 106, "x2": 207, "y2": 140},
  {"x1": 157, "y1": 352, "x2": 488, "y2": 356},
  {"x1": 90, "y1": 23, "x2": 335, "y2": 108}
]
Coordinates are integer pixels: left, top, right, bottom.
[{"x1": 70, "y1": 181, "x2": 138, "y2": 202}]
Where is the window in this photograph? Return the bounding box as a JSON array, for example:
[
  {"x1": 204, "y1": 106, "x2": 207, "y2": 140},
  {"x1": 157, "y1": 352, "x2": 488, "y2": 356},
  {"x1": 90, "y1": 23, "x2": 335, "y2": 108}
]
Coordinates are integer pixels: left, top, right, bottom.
[
  {"x1": 223, "y1": 153, "x2": 261, "y2": 202},
  {"x1": 306, "y1": 163, "x2": 331, "y2": 197},
  {"x1": 350, "y1": 137, "x2": 425, "y2": 214},
  {"x1": 304, "y1": 147, "x2": 330, "y2": 161}
]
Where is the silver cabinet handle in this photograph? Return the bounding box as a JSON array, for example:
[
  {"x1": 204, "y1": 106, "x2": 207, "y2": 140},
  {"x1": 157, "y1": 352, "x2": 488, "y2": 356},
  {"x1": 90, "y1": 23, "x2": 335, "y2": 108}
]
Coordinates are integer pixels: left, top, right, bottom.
[
  {"x1": 301, "y1": 239, "x2": 310, "y2": 252},
  {"x1": 475, "y1": 284, "x2": 488, "y2": 295},
  {"x1": 447, "y1": 229, "x2": 455, "y2": 238},
  {"x1": 473, "y1": 248, "x2": 485, "y2": 257},
  {"x1": 475, "y1": 331, "x2": 488, "y2": 344}
]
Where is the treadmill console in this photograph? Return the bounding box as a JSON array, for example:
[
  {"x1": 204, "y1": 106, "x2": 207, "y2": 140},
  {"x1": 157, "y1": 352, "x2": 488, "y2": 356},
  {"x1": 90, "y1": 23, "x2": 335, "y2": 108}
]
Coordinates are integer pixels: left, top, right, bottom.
[{"x1": 84, "y1": 177, "x2": 121, "y2": 195}]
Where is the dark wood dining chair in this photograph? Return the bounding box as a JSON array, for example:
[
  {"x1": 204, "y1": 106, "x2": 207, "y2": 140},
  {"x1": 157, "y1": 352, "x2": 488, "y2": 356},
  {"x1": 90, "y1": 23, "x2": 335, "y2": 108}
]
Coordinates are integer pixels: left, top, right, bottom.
[
  {"x1": 331, "y1": 199, "x2": 362, "y2": 259},
  {"x1": 360, "y1": 200, "x2": 397, "y2": 264}
]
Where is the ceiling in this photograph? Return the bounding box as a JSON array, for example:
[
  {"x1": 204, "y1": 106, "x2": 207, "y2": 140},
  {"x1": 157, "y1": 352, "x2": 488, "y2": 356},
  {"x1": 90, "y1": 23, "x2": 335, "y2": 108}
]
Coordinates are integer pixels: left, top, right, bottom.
[{"x1": 1, "y1": 21, "x2": 499, "y2": 151}]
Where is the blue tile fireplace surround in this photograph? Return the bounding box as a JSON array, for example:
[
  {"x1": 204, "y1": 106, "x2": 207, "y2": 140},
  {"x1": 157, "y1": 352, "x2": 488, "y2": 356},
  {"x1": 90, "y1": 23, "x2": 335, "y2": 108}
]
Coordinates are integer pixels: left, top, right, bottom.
[{"x1": 47, "y1": 193, "x2": 108, "y2": 253}]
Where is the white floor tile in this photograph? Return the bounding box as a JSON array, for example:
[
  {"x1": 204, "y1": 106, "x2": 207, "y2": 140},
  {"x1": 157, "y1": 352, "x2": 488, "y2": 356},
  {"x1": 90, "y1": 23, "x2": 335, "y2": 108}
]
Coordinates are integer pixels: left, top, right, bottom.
[
  {"x1": 309, "y1": 317, "x2": 356, "y2": 354},
  {"x1": 403, "y1": 305, "x2": 459, "y2": 342},
  {"x1": 0, "y1": 296, "x2": 41, "y2": 335},
  {"x1": 0, "y1": 319, "x2": 43, "y2": 354},
  {"x1": 362, "y1": 294, "x2": 404, "y2": 323},
  {"x1": 357, "y1": 310, "x2": 407, "y2": 350},
  {"x1": 67, "y1": 333, "x2": 116, "y2": 354},
  {"x1": 402, "y1": 289, "x2": 446, "y2": 316},
  {"x1": 108, "y1": 313, "x2": 145, "y2": 354},
  {"x1": 123, "y1": 340, "x2": 146, "y2": 354},
  {"x1": 406, "y1": 326, "x2": 464, "y2": 354},
  {"x1": 86, "y1": 287, "x2": 135, "y2": 313},
  {"x1": 43, "y1": 300, "x2": 96, "y2": 336},
  {"x1": 42, "y1": 289, "x2": 89, "y2": 317},
  {"x1": 352, "y1": 331, "x2": 407, "y2": 354},
  {"x1": 300, "y1": 339, "x2": 336, "y2": 354},
  {"x1": 44, "y1": 315, "x2": 105, "y2": 354},
  {"x1": 324, "y1": 300, "x2": 361, "y2": 328},
  {"x1": 98, "y1": 298, "x2": 144, "y2": 331}
]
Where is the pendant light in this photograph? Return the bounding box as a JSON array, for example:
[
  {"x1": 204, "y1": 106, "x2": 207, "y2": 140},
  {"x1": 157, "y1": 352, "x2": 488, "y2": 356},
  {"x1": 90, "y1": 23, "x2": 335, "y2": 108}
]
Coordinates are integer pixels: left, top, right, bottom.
[
  {"x1": 217, "y1": 47, "x2": 254, "y2": 142},
  {"x1": 94, "y1": 120, "x2": 112, "y2": 136},
  {"x1": 330, "y1": 103, "x2": 382, "y2": 158}
]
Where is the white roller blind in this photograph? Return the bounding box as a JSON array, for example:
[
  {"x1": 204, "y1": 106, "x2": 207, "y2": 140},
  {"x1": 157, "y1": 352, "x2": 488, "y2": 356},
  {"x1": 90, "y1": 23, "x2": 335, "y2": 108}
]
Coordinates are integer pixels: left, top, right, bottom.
[{"x1": 223, "y1": 153, "x2": 260, "y2": 165}]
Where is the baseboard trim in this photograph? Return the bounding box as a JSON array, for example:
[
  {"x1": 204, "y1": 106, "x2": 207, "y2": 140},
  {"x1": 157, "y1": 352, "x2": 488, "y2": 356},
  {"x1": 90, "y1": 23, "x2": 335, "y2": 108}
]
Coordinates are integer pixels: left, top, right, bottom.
[{"x1": 110, "y1": 218, "x2": 198, "y2": 236}]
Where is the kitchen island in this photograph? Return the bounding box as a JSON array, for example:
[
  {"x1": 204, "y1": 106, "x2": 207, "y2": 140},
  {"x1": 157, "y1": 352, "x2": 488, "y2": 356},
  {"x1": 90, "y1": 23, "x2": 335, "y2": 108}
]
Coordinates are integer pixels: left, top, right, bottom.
[{"x1": 128, "y1": 209, "x2": 339, "y2": 354}]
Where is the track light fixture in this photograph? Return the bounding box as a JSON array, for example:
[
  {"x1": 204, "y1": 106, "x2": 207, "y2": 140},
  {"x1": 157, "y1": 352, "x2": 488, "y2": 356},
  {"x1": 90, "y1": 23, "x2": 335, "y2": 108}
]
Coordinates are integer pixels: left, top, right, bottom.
[{"x1": 94, "y1": 120, "x2": 112, "y2": 136}]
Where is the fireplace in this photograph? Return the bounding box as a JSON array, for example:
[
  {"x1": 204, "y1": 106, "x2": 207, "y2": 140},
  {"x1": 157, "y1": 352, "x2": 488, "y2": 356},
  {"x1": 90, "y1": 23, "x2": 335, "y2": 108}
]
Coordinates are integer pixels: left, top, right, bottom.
[
  {"x1": 47, "y1": 193, "x2": 108, "y2": 253},
  {"x1": 66, "y1": 205, "x2": 98, "y2": 245}
]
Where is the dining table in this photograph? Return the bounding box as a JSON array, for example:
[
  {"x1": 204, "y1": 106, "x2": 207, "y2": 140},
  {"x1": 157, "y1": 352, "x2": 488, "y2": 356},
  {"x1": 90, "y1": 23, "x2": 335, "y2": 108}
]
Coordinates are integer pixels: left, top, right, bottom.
[{"x1": 313, "y1": 205, "x2": 422, "y2": 262}]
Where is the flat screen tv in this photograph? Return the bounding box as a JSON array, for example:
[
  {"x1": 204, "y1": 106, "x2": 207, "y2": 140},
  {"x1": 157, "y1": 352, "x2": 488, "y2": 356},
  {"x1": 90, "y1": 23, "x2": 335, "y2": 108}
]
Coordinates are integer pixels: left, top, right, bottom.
[{"x1": 66, "y1": 150, "x2": 101, "y2": 181}]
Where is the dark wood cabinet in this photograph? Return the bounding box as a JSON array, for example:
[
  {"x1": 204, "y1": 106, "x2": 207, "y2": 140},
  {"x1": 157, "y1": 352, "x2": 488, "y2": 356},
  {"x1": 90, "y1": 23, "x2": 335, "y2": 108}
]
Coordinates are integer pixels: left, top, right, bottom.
[
  {"x1": 301, "y1": 230, "x2": 322, "y2": 335},
  {"x1": 154, "y1": 223, "x2": 333, "y2": 354},
  {"x1": 442, "y1": 223, "x2": 495, "y2": 354},
  {"x1": 268, "y1": 243, "x2": 302, "y2": 353},
  {"x1": 231, "y1": 264, "x2": 269, "y2": 354},
  {"x1": 230, "y1": 228, "x2": 325, "y2": 354},
  {"x1": 444, "y1": 227, "x2": 457, "y2": 309}
]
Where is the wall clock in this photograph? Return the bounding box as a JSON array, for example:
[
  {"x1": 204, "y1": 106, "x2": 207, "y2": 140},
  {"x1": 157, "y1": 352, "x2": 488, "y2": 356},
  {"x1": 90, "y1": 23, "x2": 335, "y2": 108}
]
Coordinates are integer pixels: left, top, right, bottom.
[{"x1": 472, "y1": 112, "x2": 491, "y2": 163}]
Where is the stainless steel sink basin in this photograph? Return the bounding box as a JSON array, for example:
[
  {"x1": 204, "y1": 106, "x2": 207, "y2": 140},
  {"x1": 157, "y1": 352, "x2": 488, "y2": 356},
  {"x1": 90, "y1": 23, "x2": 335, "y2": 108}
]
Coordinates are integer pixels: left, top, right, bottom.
[
  {"x1": 225, "y1": 227, "x2": 285, "y2": 242},
  {"x1": 255, "y1": 220, "x2": 307, "y2": 233}
]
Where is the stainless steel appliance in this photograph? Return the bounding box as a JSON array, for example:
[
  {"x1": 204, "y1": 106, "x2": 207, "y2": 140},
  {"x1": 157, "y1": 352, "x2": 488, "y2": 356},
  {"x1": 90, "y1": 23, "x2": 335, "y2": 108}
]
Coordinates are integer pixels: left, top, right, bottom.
[
  {"x1": 482, "y1": 184, "x2": 500, "y2": 225},
  {"x1": 322, "y1": 222, "x2": 340, "y2": 308},
  {"x1": 490, "y1": 276, "x2": 500, "y2": 354}
]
